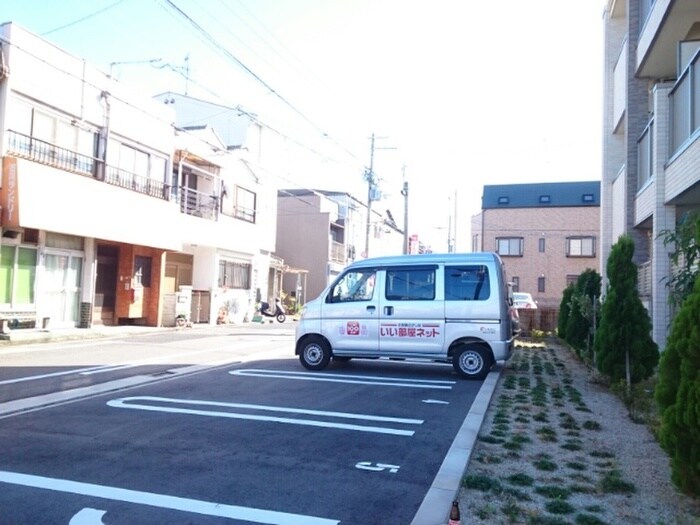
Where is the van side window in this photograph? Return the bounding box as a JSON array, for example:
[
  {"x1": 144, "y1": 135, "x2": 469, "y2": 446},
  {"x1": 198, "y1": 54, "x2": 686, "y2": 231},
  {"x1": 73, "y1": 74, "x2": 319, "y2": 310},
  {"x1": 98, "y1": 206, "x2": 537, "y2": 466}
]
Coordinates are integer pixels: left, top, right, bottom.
[
  {"x1": 328, "y1": 269, "x2": 376, "y2": 303},
  {"x1": 385, "y1": 268, "x2": 435, "y2": 301},
  {"x1": 445, "y1": 265, "x2": 490, "y2": 300}
]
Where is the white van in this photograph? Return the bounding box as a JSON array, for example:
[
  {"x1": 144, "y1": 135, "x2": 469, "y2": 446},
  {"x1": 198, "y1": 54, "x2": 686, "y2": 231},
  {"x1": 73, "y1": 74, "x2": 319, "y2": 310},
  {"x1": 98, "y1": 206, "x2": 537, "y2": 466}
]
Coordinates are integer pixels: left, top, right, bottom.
[{"x1": 294, "y1": 252, "x2": 517, "y2": 380}]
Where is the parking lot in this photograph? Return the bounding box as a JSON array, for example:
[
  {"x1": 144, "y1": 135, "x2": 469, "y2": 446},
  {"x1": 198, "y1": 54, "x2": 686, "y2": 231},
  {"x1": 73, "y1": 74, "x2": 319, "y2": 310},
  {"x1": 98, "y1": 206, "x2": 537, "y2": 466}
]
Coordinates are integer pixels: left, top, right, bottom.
[{"x1": 0, "y1": 337, "x2": 490, "y2": 524}]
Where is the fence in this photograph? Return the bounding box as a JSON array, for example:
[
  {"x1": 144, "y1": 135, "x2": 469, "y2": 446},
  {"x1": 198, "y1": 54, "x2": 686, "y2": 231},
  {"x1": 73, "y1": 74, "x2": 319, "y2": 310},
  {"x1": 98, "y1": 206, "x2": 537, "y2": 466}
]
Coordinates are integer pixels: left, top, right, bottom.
[{"x1": 517, "y1": 307, "x2": 559, "y2": 336}]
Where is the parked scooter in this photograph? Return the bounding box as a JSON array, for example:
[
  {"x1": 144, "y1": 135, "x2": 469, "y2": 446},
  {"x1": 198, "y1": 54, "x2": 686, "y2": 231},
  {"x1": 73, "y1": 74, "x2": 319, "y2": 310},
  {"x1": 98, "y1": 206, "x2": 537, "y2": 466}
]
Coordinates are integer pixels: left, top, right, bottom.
[{"x1": 259, "y1": 298, "x2": 286, "y2": 323}]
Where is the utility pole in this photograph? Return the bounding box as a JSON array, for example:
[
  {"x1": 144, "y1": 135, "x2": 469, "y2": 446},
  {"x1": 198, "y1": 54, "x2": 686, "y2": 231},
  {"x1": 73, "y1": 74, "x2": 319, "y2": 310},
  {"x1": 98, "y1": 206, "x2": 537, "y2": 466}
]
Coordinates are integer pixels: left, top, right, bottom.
[
  {"x1": 364, "y1": 133, "x2": 377, "y2": 258},
  {"x1": 363, "y1": 133, "x2": 396, "y2": 258},
  {"x1": 401, "y1": 165, "x2": 409, "y2": 254}
]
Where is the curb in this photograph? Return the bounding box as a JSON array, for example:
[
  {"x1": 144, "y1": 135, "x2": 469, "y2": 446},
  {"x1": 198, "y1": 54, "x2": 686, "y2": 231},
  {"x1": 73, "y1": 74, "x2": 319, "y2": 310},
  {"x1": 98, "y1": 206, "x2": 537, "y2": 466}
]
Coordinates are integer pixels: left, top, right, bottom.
[{"x1": 411, "y1": 363, "x2": 504, "y2": 525}]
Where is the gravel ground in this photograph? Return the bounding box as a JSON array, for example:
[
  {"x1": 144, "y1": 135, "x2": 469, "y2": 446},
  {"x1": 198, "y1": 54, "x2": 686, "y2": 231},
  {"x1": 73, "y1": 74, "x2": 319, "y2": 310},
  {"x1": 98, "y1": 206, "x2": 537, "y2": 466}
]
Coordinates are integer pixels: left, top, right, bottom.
[{"x1": 456, "y1": 341, "x2": 700, "y2": 525}]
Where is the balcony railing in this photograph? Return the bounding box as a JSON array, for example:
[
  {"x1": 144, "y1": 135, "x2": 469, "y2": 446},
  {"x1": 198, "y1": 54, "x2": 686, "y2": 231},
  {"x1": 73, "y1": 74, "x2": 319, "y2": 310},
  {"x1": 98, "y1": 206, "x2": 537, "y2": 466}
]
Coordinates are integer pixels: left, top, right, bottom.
[
  {"x1": 330, "y1": 240, "x2": 345, "y2": 263},
  {"x1": 7, "y1": 129, "x2": 96, "y2": 176},
  {"x1": 6, "y1": 130, "x2": 169, "y2": 201},
  {"x1": 181, "y1": 187, "x2": 218, "y2": 220},
  {"x1": 104, "y1": 165, "x2": 168, "y2": 200},
  {"x1": 670, "y1": 48, "x2": 700, "y2": 155},
  {"x1": 637, "y1": 260, "x2": 652, "y2": 297}
]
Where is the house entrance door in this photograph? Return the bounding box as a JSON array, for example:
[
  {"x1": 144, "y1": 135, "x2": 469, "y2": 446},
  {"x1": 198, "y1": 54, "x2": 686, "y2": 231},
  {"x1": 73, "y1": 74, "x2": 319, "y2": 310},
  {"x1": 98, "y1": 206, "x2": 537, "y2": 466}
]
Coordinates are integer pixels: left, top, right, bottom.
[
  {"x1": 95, "y1": 245, "x2": 118, "y2": 325},
  {"x1": 43, "y1": 252, "x2": 82, "y2": 328}
]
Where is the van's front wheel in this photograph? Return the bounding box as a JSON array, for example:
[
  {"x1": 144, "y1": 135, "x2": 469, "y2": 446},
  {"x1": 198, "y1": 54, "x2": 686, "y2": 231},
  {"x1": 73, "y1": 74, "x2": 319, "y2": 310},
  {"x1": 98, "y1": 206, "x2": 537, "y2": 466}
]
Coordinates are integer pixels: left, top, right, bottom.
[
  {"x1": 453, "y1": 345, "x2": 492, "y2": 380},
  {"x1": 299, "y1": 336, "x2": 332, "y2": 370}
]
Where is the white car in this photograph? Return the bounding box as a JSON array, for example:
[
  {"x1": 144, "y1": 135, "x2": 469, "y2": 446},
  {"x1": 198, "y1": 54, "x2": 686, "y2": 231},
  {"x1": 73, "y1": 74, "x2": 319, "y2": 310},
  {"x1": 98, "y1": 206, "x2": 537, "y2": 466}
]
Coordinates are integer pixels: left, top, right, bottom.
[{"x1": 513, "y1": 292, "x2": 537, "y2": 309}]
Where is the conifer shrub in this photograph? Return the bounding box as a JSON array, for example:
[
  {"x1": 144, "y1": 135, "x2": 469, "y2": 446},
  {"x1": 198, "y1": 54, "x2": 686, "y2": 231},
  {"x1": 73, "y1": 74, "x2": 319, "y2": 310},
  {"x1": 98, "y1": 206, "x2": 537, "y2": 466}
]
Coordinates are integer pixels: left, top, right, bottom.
[
  {"x1": 564, "y1": 269, "x2": 601, "y2": 359},
  {"x1": 655, "y1": 274, "x2": 700, "y2": 496},
  {"x1": 558, "y1": 285, "x2": 574, "y2": 339},
  {"x1": 593, "y1": 235, "x2": 658, "y2": 384}
]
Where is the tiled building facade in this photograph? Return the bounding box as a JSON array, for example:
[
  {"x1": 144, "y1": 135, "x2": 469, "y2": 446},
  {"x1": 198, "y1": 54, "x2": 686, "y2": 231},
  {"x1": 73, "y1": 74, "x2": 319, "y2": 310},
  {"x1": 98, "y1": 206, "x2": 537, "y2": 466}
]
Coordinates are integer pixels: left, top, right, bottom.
[
  {"x1": 602, "y1": 0, "x2": 700, "y2": 350},
  {"x1": 471, "y1": 181, "x2": 601, "y2": 308}
]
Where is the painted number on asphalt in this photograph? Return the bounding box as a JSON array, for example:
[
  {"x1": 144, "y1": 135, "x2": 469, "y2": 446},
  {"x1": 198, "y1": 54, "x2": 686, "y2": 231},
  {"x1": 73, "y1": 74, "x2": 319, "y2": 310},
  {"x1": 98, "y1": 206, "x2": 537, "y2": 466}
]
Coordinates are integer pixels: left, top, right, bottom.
[
  {"x1": 355, "y1": 462, "x2": 401, "y2": 474},
  {"x1": 69, "y1": 508, "x2": 106, "y2": 524}
]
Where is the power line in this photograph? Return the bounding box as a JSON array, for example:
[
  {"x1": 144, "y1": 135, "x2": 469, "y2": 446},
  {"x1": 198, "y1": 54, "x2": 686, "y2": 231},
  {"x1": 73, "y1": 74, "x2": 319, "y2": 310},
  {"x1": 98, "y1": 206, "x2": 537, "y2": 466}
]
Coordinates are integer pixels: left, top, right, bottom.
[
  {"x1": 162, "y1": 1, "x2": 336, "y2": 148},
  {"x1": 41, "y1": 0, "x2": 128, "y2": 36}
]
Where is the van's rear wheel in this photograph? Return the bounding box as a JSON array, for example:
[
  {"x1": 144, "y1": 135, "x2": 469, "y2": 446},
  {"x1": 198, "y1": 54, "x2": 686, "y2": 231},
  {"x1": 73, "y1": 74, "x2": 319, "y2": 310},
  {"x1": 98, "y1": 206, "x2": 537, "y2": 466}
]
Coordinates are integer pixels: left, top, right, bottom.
[
  {"x1": 453, "y1": 345, "x2": 492, "y2": 380},
  {"x1": 299, "y1": 336, "x2": 331, "y2": 370}
]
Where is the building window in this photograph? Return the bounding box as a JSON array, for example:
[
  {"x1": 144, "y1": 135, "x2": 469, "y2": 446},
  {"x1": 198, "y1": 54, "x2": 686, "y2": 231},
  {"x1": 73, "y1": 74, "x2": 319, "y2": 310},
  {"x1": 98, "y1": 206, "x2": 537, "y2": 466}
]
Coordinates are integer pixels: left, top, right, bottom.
[
  {"x1": 511, "y1": 276, "x2": 520, "y2": 292},
  {"x1": 496, "y1": 237, "x2": 523, "y2": 256},
  {"x1": 538, "y1": 276, "x2": 546, "y2": 293},
  {"x1": 234, "y1": 186, "x2": 256, "y2": 223},
  {"x1": 566, "y1": 274, "x2": 578, "y2": 287},
  {"x1": 7, "y1": 99, "x2": 98, "y2": 175},
  {"x1": 219, "y1": 261, "x2": 251, "y2": 289},
  {"x1": 539, "y1": 238, "x2": 546, "y2": 253},
  {"x1": 134, "y1": 256, "x2": 152, "y2": 287},
  {"x1": 637, "y1": 120, "x2": 654, "y2": 190},
  {"x1": 567, "y1": 236, "x2": 596, "y2": 257}
]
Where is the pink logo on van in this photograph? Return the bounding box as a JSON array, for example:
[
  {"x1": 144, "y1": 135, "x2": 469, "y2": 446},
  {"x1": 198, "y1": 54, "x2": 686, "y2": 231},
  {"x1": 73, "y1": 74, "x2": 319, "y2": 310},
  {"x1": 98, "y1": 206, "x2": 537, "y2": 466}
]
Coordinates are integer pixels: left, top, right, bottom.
[{"x1": 347, "y1": 321, "x2": 361, "y2": 335}]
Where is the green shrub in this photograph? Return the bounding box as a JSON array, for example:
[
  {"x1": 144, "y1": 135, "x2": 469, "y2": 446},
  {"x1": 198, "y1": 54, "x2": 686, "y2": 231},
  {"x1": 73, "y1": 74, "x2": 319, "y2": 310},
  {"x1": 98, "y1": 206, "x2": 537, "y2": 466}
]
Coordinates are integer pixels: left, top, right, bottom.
[
  {"x1": 594, "y1": 235, "x2": 659, "y2": 385},
  {"x1": 655, "y1": 274, "x2": 700, "y2": 496}
]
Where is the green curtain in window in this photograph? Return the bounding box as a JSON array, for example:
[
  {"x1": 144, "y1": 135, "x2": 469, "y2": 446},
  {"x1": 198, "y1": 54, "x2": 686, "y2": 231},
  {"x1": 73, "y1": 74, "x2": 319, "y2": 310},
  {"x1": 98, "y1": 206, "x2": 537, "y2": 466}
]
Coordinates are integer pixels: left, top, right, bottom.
[
  {"x1": 0, "y1": 246, "x2": 13, "y2": 303},
  {"x1": 16, "y1": 247, "x2": 37, "y2": 304}
]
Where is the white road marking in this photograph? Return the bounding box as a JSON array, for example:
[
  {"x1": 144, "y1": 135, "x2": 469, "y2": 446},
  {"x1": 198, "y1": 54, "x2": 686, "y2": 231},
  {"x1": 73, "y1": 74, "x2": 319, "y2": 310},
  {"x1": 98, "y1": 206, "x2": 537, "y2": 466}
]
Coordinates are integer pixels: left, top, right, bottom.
[
  {"x1": 0, "y1": 366, "x2": 108, "y2": 386},
  {"x1": 355, "y1": 462, "x2": 401, "y2": 474},
  {"x1": 0, "y1": 470, "x2": 338, "y2": 524},
  {"x1": 69, "y1": 508, "x2": 107, "y2": 524},
  {"x1": 107, "y1": 396, "x2": 422, "y2": 436},
  {"x1": 422, "y1": 399, "x2": 450, "y2": 405},
  {"x1": 0, "y1": 343, "x2": 267, "y2": 385},
  {"x1": 229, "y1": 369, "x2": 455, "y2": 389}
]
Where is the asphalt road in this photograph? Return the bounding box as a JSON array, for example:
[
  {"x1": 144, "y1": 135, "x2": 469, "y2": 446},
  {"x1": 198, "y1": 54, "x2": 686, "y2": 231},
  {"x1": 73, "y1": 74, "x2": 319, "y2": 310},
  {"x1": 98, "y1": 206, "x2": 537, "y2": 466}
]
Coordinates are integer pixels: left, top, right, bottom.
[{"x1": 0, "y1": 327, "x2": 485, "y2": 524}]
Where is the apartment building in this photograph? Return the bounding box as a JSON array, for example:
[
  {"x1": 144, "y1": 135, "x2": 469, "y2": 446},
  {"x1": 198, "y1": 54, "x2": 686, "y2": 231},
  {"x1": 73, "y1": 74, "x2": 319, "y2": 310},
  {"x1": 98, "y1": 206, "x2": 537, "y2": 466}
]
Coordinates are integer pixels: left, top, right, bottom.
[
  {"x1": 471, "y1": 181, "x2": 601, "y2": 308},
  {"x1": 276, "y1": 189, "x2": 403, "y2": 303},
  {"x1": 602, "y1": 0, "x2": 700, "y2": 350},
  {"x1": 0, "y1": 23, "x2": 276, "y2": 330}
]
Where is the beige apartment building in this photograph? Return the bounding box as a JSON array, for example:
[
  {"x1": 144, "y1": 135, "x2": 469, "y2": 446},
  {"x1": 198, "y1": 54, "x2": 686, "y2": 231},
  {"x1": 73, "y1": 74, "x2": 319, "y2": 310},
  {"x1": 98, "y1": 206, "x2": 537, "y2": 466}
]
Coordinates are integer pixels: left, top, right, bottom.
[
  {"x1": 275, "y1": 189, "x2": 403, "y2": 305},
  {"x1": 471, "y1": 181, "x2": 600, "y2": 308},
  {"x1": 601, "y1": 0, "x2": 700, "y2": 351}
]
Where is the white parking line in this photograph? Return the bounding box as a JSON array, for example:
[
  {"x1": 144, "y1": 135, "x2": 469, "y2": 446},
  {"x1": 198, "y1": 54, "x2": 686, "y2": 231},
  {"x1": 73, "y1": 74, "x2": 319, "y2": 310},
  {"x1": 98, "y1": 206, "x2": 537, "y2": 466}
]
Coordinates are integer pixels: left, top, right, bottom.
[
  {"x1": 0, "y1": 343, "x2": 267, "y2": 385},
  {"x1": 107, "y1": 396, "x2": 422, "y2": 436},
  {"x1": 0, "y1": 470, "x2": 338, "y2": 524},
  {"x1": 0, "y1": 366, "x2": 108, "y2": 386},
  {"x1": 229, "y1": 369, "x2": 456, "y2": 389}
]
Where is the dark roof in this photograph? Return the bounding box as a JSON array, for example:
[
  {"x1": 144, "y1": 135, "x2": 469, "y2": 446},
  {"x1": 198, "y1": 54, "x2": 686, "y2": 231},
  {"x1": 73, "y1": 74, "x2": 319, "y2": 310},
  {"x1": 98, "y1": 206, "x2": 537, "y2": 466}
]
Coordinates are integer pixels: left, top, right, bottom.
[{"x1": 482, "y1": 181, "x2": 600, "y2": 209}]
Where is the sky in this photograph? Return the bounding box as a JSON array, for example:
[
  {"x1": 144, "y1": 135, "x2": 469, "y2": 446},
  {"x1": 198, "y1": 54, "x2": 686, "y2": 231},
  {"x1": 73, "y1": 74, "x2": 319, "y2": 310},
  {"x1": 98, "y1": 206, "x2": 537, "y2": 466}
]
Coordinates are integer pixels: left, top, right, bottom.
[{"x1": 2, "y1": 0, "x2": 605, "y2": 251}]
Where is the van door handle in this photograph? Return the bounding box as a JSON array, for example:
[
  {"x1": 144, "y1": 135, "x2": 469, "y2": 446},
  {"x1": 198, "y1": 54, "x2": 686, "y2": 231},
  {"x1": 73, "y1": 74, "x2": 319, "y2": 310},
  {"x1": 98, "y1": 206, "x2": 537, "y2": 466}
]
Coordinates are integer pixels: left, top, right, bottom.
[
  {"x1": 367, "y1": 305, "x2": 376, "y2": 312},
  {"x1": 384, "y1": 306, "x2": 394, "y2": 315}
]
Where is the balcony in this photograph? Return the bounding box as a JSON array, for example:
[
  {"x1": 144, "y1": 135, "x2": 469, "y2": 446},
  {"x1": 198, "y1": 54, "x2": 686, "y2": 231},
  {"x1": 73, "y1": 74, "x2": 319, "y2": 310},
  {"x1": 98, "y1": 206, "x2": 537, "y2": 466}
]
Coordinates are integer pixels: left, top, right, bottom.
[
  {"x1": 6, "y1": 130, "x2": 169, "y2": 201},
  {"x1": 330, "y1": 240, "x2": 346, "y2": 264},
  {"x1": 180, "y1": 187, "x2": 218, "y2": 220},
  {"x1": 637, "y1": 260, "x2": 652, "y2": 297},
  {"x1": 669, "y1": 48, "x2": 700, "y2": 156},
  {"x1": 7, "y1": 129, "x2": 96, "y2": 176}
]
